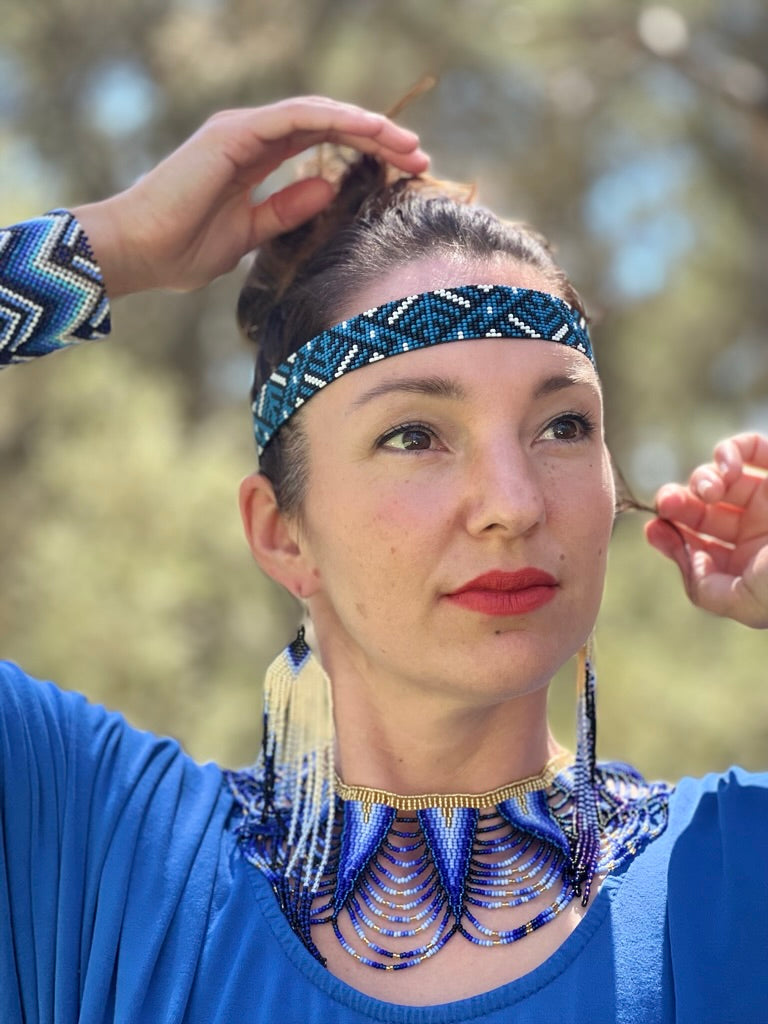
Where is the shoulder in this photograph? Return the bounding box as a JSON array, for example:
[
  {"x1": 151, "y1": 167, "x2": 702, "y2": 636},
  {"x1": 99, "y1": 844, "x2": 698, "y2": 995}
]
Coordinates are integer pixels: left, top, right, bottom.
[
  {"x1": 668, "y1": 765, "x2": 768, "y2": 840},
  {"x1": 663, "y1": 767, "x2": 768, "y2": 1014},
  {"x1": 0, "y1": 659, "x2": 227, "y2": 820},
  {"x1": 0, "y1": 657, "x2": 170, "y2": 766},
  {"x1": 666, "y1": 766, "x2": 768, "y2": 889},
  {"x1": 0, "y1": 658, "x2": 98, "y2": 758},
  {"x1": 595, "y1": 766, "x2": 768, "y2": 1017}
]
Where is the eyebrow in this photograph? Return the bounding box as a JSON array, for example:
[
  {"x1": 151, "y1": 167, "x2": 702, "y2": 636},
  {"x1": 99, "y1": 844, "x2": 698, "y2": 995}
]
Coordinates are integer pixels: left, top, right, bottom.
[
  {"x1": 533, "y1": 371, "x2": 598, "y2": 399},
  {"x1": 349, "y1": 375, "x2": 467, "y2": 410},
  {"x1": 349, "y1": 368, "x2": 598, "y2": 412}
]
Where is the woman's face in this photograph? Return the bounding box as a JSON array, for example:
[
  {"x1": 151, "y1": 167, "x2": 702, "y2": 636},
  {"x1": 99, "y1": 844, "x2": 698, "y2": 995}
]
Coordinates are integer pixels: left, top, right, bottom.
[{"x1": 287, "y1": 259, "x2": 615, "y2": 707}]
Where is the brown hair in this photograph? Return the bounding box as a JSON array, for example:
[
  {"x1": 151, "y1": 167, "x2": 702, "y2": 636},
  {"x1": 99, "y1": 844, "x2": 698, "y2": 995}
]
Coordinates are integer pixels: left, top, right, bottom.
[{"x1": 238, "y1": 155, "x2": 588, "y2": 515}]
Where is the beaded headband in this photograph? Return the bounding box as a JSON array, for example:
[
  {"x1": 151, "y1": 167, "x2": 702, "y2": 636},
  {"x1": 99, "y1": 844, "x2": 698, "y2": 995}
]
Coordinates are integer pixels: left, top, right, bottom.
[{"x1": 252, "y1": 284, "x2": 594, "y2": 455}]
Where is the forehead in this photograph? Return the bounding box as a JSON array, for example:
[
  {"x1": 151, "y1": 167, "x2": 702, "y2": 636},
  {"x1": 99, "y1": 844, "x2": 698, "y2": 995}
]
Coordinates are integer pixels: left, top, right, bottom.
[
  {"x1": 340, "y1": 257, "x2": 556, "y2": 322},
  {"x1": 328, "y1": 258, "x2": 594, "y2": 412}
]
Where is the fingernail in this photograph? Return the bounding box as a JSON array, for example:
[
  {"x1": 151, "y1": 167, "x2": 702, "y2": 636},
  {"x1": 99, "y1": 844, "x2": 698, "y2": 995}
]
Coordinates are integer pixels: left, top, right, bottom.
[
  {"x1": 697, "y1": 479, "x2": 715, "y2": 499},
  {"x1": 717, "y1": 459, "x2": 729, "y2": 475}
]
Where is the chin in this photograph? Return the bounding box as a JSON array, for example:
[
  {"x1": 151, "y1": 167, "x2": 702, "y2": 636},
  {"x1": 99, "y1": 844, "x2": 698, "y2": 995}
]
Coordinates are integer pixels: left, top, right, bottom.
[{"x1": 430, "y1": 654, "x2": 559, "y2": 706}]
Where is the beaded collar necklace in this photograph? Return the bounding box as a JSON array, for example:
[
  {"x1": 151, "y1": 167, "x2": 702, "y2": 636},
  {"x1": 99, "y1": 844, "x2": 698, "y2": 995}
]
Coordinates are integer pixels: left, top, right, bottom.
[{"x1": 227, "y1": 752, "x2": 670, "y2": 970}]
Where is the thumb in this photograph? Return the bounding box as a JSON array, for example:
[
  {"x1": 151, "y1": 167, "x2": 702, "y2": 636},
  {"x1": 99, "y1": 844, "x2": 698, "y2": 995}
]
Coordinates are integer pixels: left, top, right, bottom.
[{"x1": 249, "y1": 177, "x2": 335, "y2": 248}]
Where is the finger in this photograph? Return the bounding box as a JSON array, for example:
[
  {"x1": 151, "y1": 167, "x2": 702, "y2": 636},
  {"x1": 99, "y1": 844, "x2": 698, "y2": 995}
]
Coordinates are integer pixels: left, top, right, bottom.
[
  {"x1": 248, "y1": 177, "x2": 336, "y2": 246},
  {"x1": 654, "y1": 483, "x2": 744, "y2": 544},
  {"x1": 669, "y1": 434, "x2": 768, "y2": 507},
  {"x1": 214, "y1": 98, "x2": 429, "y2": 174},
  {"x1": 688, "y1": 465, "x2": 727, "y2": 504},
  {"x1": 715, "y1": 432, "x2": 768, "y2": 474},
  {"x1": 645, "y1": 516, "x2": 686, "y2": 562},
  {"x1": 694, "y1": 570, "x2": 768, "y2": 626},
  {"x1": 687, "y1": 465, "x2": 764, "y2": 510},
  {"x1": 687, "y1": 546, "x2": 768, "y2": 626},
  {"x1": 262, "y1": 126, "x2": 429, "y2": 174},
  {"x1": 645, "y1": 517, "x2": 735, "y2": 573},
  {"x1": 687, "y1": 438, "x2": 743, "y2": 502},
  {"x1": 669, "y1": 521, "x2": 736, "y2": 563},
  {"x1": 248, "y1": 96, "x2": 425, "y2": 154},
  {"x1": 234, "y1": 127, "x2": 428, "y2": 182},
  {"x1": 645, "y1": 518, "x2": 760, "y2": 620},
  {"x1": 296, "y1": 129, "x2": 430, "y2": 173}
]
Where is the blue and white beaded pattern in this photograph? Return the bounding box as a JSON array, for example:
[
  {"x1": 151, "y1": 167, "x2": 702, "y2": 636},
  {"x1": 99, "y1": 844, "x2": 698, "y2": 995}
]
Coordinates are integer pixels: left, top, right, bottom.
[
  {"x1": 0, "y1": 209, "x2": 110, "y2": 365},
  {"x1": 253, "y1": 285, "x2": 593, "y2": 454},
  {"x1": 228, "y1": 758, "x2": 670, "y2": 970}
]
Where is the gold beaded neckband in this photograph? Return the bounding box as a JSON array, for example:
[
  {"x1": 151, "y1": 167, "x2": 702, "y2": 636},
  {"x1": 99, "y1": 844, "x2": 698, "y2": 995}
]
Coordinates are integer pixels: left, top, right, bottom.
[{"x1": 335, "y1": 750, "x2": 573, "y2": 820}]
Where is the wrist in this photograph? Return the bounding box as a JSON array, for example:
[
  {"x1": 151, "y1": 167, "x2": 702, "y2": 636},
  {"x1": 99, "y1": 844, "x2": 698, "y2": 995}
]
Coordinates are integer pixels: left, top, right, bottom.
[{"x1": 71, "y1": 198, "x2": 155, "y2": 299}]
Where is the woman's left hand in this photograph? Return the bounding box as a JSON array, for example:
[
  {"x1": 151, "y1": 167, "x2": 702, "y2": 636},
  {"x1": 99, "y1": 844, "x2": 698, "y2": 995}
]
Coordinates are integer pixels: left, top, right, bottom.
[
  {"x1": 645, "y1": 432, "x2": 768, "y2": 628},
  {"x1": 72, "y1": 97, "x2": 429, "y2": 298}
]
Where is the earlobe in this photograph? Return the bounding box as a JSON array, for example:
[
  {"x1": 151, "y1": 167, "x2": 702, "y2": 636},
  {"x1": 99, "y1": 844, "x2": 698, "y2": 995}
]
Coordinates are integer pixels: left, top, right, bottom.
[{"x1": 239, "y1": 473, "x2": 317, "y2": 598}]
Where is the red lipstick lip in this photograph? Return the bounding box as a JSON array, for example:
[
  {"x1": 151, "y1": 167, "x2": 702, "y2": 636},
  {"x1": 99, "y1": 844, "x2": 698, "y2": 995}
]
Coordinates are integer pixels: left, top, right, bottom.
[
  {"x1": 448, "y1": 569, "x2": 558, "y2": 595},
  {"x1": 445, "y1": 569, "x2": 558, "y2": 616}
]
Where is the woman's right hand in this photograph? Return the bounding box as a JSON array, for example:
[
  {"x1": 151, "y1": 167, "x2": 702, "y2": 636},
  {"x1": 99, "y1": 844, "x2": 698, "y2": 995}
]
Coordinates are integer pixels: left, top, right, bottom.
[
  {"x1": 73, "y1": 97, "x2": 429, "y2": 299},
  {"x1": 646, "y1": 433, "x2": 768, "y2": 628}
]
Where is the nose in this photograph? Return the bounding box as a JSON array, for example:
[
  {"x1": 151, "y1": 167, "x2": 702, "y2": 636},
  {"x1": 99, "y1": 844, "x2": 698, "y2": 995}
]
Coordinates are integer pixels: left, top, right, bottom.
[{"x1": 463, "y1": 438, "x2": 546, "y2": 538}]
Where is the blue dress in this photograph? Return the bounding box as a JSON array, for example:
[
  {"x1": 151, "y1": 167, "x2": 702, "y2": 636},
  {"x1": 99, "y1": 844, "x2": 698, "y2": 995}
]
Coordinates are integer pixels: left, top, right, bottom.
[
  {"x1": 2, "y1": 662, "x2": 768, "y2": 1023},
  {"x1": 1, "y1": 214, "x2": 767, "y2": 1022}
]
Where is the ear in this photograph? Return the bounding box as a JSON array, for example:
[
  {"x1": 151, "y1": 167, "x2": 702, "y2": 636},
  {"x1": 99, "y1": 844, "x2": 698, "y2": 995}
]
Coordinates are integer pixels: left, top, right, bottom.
[{"x1": 239, "y1": 473, "x2": 319, "y2": 599}]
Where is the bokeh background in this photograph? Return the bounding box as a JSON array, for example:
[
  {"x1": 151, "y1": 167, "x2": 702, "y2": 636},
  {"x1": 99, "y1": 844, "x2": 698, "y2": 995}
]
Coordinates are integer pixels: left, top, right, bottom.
[{"x1": 1, "y1": 1, "x2": 766, "y2": 779}]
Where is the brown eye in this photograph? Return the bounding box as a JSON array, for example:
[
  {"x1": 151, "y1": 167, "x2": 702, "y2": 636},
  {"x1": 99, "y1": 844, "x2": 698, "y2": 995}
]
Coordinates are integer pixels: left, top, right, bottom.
[
  {"x1": 541, "y1": 414, "x2": 595, "y2": 443},
  {"x1": 379, "y1": 424, "x2": 437, "y2": 451},
  {"x1": 400, "y1": 428, "x2": 433, "y2": 450},
  {"x1": 551, "y1": 418, "x2": 580, "y2": 440}
]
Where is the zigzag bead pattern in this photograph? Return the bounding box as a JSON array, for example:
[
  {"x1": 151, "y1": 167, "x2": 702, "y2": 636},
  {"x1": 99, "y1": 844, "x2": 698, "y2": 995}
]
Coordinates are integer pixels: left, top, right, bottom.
[
  {"x1": 0, "y1": 210, "x2": 110, "y2": 364},
  {"x1": 253, "y1": 285, "x2": 594, "y2": 454},
  {"x1": 228, "y1": 757, "x2": 670, "y2": 970}
]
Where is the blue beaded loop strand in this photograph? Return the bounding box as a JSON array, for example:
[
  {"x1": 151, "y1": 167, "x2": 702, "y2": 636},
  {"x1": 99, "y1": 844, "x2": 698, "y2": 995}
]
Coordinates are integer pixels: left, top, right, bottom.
[{"x1": 228, "y1": 756, "x2": 670, "y2": 970}]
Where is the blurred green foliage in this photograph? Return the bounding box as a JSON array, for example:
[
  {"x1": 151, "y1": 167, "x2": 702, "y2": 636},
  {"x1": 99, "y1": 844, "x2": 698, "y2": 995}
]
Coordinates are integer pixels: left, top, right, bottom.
[{"x1": 1, "y1": 0, "x2": 766, "y2": 778}]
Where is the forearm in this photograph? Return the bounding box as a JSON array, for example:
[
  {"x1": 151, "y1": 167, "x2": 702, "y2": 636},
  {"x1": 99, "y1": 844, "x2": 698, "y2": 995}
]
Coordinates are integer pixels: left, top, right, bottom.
[
  {"x1": 0, "y1": 210, "x2": 111, "y2": 365},
  {"x1": 0, "y1": 99, "x2": 428, "y2": 365}
]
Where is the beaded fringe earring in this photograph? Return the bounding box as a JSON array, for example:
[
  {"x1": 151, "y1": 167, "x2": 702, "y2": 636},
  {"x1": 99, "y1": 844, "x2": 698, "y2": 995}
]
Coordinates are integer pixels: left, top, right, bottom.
[
  {"x1": 259, "y1": 629, "x2": 601, "y2": 906},
  {"x1": 261, "y1": 626, "x2": 336, "y2": 889},
  {"x1": 571, "y1": 637, "x2": 599, "y2": 904}
]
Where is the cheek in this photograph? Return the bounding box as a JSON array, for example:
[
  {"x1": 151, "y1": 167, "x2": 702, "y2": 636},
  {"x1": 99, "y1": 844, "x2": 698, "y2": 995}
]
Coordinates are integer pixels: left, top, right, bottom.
[
  {"x1": 364, "y1": 469, "x2": 448, "y2": 526},
  {"x1": 548, "y1": 461, "x2": 614, "y2": 549},
  {"x1": 307, "y1": 475, "x2": 440, "y2": 578}
]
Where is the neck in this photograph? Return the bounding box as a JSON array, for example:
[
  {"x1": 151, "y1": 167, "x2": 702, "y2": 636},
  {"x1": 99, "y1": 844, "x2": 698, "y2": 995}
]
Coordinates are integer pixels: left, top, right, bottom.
[{"x1": 328, "y1": 659, "x2": 560, "y2": 796}]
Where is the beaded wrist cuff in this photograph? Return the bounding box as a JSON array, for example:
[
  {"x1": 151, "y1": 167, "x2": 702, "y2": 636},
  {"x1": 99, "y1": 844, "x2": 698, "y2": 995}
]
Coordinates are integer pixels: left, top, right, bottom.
[
  {"x1": 0, "y1": 209, "x2": 110, "y2": 365},
  {"x1": 253, "y1": 284, "x2": 593, "y2": 455}
]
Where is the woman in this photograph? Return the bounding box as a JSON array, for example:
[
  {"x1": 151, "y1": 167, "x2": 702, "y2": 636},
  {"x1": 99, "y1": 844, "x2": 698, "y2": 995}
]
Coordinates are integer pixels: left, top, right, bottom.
[{"x1": 1, "y1": 97, "x2": 766, "y2": 1022}]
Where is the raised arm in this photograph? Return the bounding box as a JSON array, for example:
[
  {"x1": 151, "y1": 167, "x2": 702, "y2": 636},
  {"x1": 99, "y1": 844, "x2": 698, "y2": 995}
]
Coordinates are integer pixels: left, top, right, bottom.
[
  {"x1": 0, "y1": 97, "x2": 428, "y2": 365},
  {"x1": 645, "y1": 432, "x2": 768, "y2": 628},
  {"x1": 73, "y1": 97, "x2": 428, "y2": 298}
]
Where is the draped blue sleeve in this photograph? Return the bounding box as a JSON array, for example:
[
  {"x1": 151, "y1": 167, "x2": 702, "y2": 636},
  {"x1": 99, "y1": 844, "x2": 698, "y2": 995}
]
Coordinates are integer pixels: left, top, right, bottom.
[
  {"x1": 0, "y1": 661, "x2": 231, "y2": 1023},
  {"x1": 0, "y1": 209, "x2": 110, "y2": 365}
]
